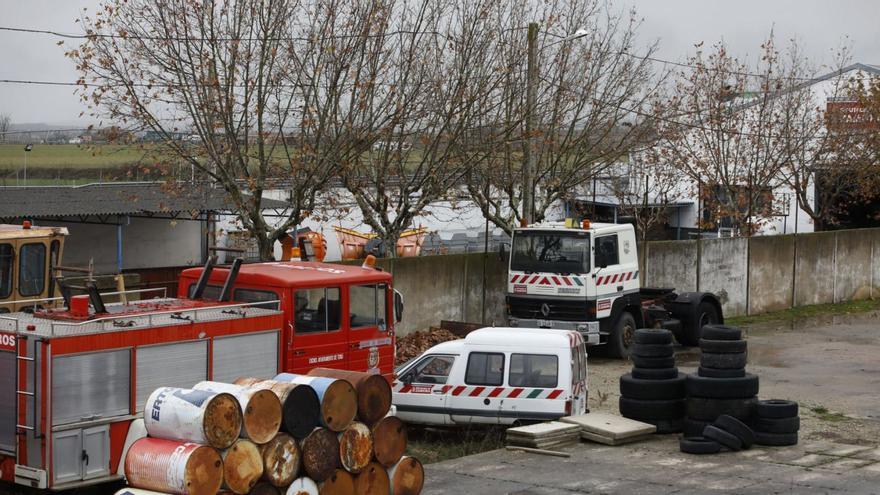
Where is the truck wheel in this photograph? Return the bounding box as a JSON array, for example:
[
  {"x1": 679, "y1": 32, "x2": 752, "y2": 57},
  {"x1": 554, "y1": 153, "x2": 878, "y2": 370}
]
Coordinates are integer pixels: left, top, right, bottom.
[
  {"x1": 681, "y1": 301, "x2": 720, "y2": 346},
  {"x1": 607, "y1": 311, "x2": 636, "y2": 359}
]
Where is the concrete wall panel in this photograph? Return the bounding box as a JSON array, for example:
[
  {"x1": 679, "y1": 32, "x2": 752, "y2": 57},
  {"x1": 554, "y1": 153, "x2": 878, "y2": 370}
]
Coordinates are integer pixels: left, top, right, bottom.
[
  {"x1": 644, "y1": 240, "x2": 698, "y2": 292},
  {"x1": 793, "y1": 232, "x2": 835, "y2": 307},
  {"x1": 834, "y1": 229, "x2": 874, "y2": 303},
  {"x1": 698, "y1": 237, "x2": 748, "y2": 317},
  {"x1": 748, "y1": 235, "x2": 795, "y2": 314}
]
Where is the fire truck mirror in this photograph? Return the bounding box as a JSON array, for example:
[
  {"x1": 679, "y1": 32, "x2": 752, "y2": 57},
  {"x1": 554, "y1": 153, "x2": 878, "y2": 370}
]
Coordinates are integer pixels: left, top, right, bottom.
[{"x1": 393, "y1": 290, "x2": 404, "y2": 323}]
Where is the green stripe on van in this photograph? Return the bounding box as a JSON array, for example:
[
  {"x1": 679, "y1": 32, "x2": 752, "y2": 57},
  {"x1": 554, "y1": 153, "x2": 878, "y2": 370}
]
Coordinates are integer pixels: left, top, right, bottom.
[{"x1": 527, "y1": 389, "x2": 543, "y2": 399}]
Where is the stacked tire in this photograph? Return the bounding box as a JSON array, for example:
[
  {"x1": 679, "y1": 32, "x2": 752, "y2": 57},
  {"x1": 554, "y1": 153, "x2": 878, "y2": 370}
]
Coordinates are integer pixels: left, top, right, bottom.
[
  {"x1": 753, "y1": 400, "x2": 800, "y2": 446},
  {"x1": 680, "y1": 414, "x2": 755, "y2": 454},
  {"x1": 684, "y1": 324, "x2": 759, "y2": 437},
  {"x1": 619, "y1": 329, "x2": 685, "y2": 433}
]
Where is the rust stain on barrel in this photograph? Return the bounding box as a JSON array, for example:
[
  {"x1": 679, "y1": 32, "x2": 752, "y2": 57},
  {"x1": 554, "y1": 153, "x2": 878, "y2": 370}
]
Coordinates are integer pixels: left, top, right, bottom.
[
  {"x1": 318, "y1": 468, "x2": 355, "y2": 495},
  {"x1": 236, "y1": 377, "x2": 321, "y2": 439},
  {"x1": 124, "y1": 437, "x2": 223, "y2": 495},
  {"x1": 222, "y1": 439, "x2": 264, "y2": 494},
  {"x1": 308, "y1": 368, "x2": 392, "y2": 425},
  {"x1": 204, "y1": 393, "x2": 244, "y2": 449},
  {"x1": 320, "y1": 379, "x2": 357, "y2": 432},
  {"x1": 371, "y1": 416, "x2": 407, "y2": 467},
  {"x1": 260, "y1": 432, "x2": 301, "y2": 487},
  {"x1": 244, "y1": 389, "x2": 283, "y2": 444},
  {"x1": 338, "y1": 421, "x2": 373, "y2": 474},
  {"x1": 389, "y1": 456, "x2": 424, "y2": 495},
  {"x1": 353, "y1": 462, "x2": 391, "y2": 495},
  {"x1": 301, "y1": 427, "x2": 340, "y2": 482}
]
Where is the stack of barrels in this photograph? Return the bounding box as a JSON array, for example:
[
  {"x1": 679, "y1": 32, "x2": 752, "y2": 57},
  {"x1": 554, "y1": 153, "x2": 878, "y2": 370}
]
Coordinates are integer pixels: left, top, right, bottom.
[{"x1": 119, "y1": 368, "x2": 423, "y2": 495}]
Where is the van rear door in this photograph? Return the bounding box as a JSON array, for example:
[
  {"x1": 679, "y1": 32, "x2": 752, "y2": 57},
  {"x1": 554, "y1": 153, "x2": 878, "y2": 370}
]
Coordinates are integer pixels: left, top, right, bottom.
[{"x1": 569, "y1": 332, "x2": 588, "y2": 415}]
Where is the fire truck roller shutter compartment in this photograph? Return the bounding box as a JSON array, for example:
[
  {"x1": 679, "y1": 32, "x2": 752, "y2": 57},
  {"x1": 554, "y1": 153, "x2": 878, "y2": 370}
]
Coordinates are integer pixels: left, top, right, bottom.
[
  {"x1": 135, "y1": 340, "x2": 209, "y2": 411},
  {"x1": 52, "y1": 349, "x2": 131, "y2": 425},
  {"x1": 212, "y1": 331, "x2": 280, "y2": 383},
  {"x1": 0, "y1": 349, "x2": 14, "y2": 453}
]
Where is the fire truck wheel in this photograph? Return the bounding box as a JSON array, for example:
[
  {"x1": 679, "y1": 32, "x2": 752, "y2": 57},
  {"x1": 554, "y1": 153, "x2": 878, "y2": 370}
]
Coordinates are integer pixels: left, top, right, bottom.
[
  {"x1": 634, "y1": 328, "x2": 673, "y2": 345},
  {"x1": 607, "y1": 311, "x2": 636, "y2": 359},
  {"x1": 680, "y1": 302, "x2": 721, "y2": 346},
  {"x1": 619, "y1": 397, "x2": 686, "y2": 420},
  {"x1": 620, "y1": 374, "x2": 686, "y2": 400},
  {"x1": 700, "y1": 352, "x2": 747, "y2": 370},
  {"x1": 699, "y1": 338, "x2": 747, "y2": 354},
  {"x1": 685, "y1": 373, "x2": 759, "y2": 399},
  {"x1": 631, "y1": 366, "x2": 679, "y2": 380}
]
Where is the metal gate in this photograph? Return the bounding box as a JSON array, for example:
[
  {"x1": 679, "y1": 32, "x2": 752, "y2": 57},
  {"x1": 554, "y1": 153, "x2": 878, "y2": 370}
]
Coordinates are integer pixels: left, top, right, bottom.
[
  {"x1": 136, "y1": 340, "x2": 208, "y2": 411},
  {"x1": 212, "y1": 331, "x2": 279, "y2": 383},
  {"x1": 52, "y1": 349, "x2": 131, "y2": 425}
]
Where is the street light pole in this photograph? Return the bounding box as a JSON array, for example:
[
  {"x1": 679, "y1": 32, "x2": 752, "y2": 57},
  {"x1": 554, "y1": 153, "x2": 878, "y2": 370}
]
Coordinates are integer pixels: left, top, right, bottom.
[
  {"x1": 23, "y1": 143, "x2": 33, "y2": 186},
  {"x1": 523, "y1": 22, "x2": 539, "y2": 226}
]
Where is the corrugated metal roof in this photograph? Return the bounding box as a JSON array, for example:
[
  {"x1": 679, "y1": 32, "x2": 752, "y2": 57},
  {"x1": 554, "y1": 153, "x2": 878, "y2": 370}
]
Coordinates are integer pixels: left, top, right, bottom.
[{"x1": 0, "y1": 182, "x2": 290, "y2": 219}]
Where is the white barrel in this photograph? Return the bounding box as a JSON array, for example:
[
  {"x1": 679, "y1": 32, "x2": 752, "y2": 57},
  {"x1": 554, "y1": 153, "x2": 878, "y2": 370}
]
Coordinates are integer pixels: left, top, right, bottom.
[
  {"x1": 144, "y1": 387, "x2": 242, "y2": 449},
  {"x1": 124, "y1": 437, "x2": 223, "y2": 495},
  {"x1": 194, "y1": 381, "x2": 282, "y2": 444},
  {"x1": 286, "y1": 477, "x2": 320, "y2": 495},
  {"x1": 114, "y1": 489, "x2": 175, "y2": 495}
]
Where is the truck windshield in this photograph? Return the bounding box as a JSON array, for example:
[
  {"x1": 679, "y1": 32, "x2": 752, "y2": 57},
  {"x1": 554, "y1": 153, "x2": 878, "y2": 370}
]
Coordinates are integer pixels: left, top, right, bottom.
[{"x1": 511, "y1": 231, "x2": 590, "y2": 274}]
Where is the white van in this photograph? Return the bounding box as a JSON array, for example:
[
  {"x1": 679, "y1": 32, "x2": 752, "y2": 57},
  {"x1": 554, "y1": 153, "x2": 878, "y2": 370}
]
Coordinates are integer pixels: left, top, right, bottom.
[{"x1": 392, "y1": 327, "x2": 588, "y2": 425}]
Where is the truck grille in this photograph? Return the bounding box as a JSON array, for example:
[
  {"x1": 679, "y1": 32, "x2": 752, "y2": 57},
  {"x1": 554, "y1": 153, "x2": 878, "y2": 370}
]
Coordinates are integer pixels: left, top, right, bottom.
[{"x1": 507, "y1": 296, "x2": 590, "y2": 321}]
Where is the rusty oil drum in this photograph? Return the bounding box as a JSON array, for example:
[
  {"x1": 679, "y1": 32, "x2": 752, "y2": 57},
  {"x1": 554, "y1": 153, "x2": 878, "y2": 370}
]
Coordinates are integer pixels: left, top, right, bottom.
[
  {"x1": 307, "y1": 368, "x2": 392, "y2": 426},
  {"x1": 144, "y1": 387, "x2": 242, "y2": 449},
  {"x1": 337, "y1": 421, "x2": 373, "y2": 474},
  {"x1": 249, "y1": 482, "x2": 282, "y2": 495},
  {"x1": 300, "y1": 427, "x2": 340, "y2": 482},
  {"x1": 274, "y1": 373, "x2": 357, "y2": 432},
  {"x1": 388, "y1": 456, "x2": 425, "y2": 495},
  {"x1": 353, "y1": 462, "x2": 391, "y2": 495},
  {"x1": 235, "y1": 377, "x2": 321, "y2": 439},
  {"x1": 371, "y1": 416, "x2": 407, "y2": 467},
  {"x1": 124, "y1": 437, "x2": 223, "y2": 495},
  {"x1": 318, "y1": 468, "x2": 355, "y2": 495},
  {"x1": 194, "y1": 380, "x2": 282, "y2": 444},
  {"x1": 286, "y1": 477, "x2": 320, "y2": 494},
  {"x1": 260, "y1": 432, "x2": 302, "y2": 487},
  {"x1": 221, "y1": 438, "x2": 264, "y2": 494}
]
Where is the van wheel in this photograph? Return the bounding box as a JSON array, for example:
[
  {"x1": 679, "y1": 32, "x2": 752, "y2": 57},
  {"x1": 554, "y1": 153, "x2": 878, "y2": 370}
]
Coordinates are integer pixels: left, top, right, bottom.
[{"x1": 608, "y1": 311, "x2": 636, "y2": 359}]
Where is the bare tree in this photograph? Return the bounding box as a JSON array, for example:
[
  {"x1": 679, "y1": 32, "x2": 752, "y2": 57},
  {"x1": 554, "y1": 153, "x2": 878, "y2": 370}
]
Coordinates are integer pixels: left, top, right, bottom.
[
  {"x1": 461, "y1": 0, "x2": 662, "y2": 235},
  {"x1": 608, "y1": 155, "x2": 684, "y2": 242},
  {"x1": 0, "y1": 113, "x2": 10, "y2": 143}
]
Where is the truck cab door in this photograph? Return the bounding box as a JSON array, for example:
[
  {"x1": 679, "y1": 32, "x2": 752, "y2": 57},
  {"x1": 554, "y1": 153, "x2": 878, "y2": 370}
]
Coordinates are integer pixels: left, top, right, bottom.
[
  {"x1": 347, "y1": 284, "x2": 393, "y2": 376},
  {"x1": 393, "y1": 354, "x2": 456, "y2": 425},
  {"x1": 593, "y1": 234, "x2": 622, "y2": 319},
  {"x1": 290, "y1": 286, "x2": 348, "y2": 373}
]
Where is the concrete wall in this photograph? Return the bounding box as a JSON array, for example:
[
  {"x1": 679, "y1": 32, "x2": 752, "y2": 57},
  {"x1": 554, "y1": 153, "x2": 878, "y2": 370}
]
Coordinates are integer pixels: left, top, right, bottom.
[
  {"x1": 793, "y1": 232, "x2": 835, "y2": 307},
  {"x1": 748, "y1": 235, "x2": 795, "y2": 314},
  {"x1": 644, "y1": 240, "x2": 698, "y2": 292},
  {"x1": 834, "y1": 229, "x2": 874, "y2": 303},
  {"x1": 698, "y1": 238, "x2": 748, "y2": 316}
]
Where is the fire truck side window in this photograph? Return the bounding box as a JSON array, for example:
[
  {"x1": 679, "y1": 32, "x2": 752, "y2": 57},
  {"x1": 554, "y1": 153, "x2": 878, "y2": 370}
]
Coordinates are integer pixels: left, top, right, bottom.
[
  {"x1": 234, "y1": 288, "x2": 280, "y2": 310},
  {"x1": 18, "y1": 243, "x2": 46, "y2": 297},
  {"x1": 350, "y1": 284, "x2": 388, "y2": 330},
  {"x1": 294, "y1": 287, "x2": 341, "y2": 333},
  {"x1": 0, "y1": 244, "x2": 12, "y2": 299}
]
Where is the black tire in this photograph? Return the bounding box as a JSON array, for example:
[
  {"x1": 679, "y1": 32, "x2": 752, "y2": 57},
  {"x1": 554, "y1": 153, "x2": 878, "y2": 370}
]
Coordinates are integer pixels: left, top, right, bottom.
[
  {"x1": 700, "y1": 352, "x2": 747, "y2": 370},
  {"x1": 679, "y1": 301, "x2": 722, "y2": 346},
  {"x1": 631, "y1": 343, "x2": 674, "y2": 358},
  {"x1": 703, "y1": 425, "x2": 743, "y2": 451},
  {"x1": 714, "y1": 415, "x2": 755, "y2": 449},
  {"x1": 641, "y1": 418, "x2": 684, "y2": 434},
  {"x1": 630, "y1": 355, "x2": 676, "y2": 369},
  {"x1": 634, "y1": 328, "x2": 673, "y2": 345},
  {"x1": 699, "y1": 338, "x2": 747, "y2": 354},
  {"x1": 619, "y1": 397, "x2": 685, "y2": 421},
  {"x1": 698, "y1": 366, "x2": 746, "y2": 378},
  {"x1": 607, "y1": 311, "x2": 636, "y2": 359},
  {"x1": 620, "y1": 374, "x2": 686, "y2": 400},
  {"x1": 754, "y1": 416, "x2": 800, "y2": 434},
  {"x1": 683, "y1": 418, "x2": 711, "y2": 437},
  {"x1": 680, "y1": 436, "x2": 722, "y2": 455},
  {"x1": 756, "y1": 400, "x2": 799, "y2": 419},
  {"x1": 686, "y1": 397, "x2": 757, "y2": 422},
  {"x1": 754, "y1": 431, "x2": 798, "y2": 446},
  {"x1": 685, "y1": 373, "x2": 759, "y2": 399},
  {"x1": 702, "y1": 324, "x2": 742, "y2": 341},
  {"x1": 631, "y1": 367, "x2": 679, "y2": 380}
]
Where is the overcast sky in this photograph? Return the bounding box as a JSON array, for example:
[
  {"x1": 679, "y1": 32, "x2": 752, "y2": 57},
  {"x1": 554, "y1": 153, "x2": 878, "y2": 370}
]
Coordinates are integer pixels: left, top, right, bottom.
[{"x1": 1, "y1": 0, "x2": 878, "y2": 126}]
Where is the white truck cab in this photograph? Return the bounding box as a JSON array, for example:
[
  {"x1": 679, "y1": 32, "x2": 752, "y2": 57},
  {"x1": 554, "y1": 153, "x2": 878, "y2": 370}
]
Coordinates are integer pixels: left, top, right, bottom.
[{"x1": 392, "y1": 327, "x2": 588, "y2": 426}]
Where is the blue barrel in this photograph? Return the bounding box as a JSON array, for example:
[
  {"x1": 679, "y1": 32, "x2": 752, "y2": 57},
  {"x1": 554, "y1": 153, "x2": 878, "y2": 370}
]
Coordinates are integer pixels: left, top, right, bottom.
[{"x1": 274, "y1": 373, "x2": 357, "y2": 431}]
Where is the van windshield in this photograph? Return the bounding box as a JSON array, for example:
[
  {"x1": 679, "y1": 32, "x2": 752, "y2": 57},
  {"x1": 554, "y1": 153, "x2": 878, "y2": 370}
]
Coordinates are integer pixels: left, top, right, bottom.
[{"x1": 511, "y1": 230, "x2": 590, "y2": 274}]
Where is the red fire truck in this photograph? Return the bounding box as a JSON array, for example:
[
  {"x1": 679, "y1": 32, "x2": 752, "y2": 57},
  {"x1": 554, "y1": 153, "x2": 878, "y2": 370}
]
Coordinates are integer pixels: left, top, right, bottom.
[{"x1": 0, "y1": 236, "x2": 402, "y2": 491}]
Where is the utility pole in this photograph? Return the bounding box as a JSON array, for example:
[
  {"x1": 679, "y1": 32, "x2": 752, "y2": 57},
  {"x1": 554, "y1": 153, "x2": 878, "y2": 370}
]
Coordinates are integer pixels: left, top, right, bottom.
[{"x1": 523, "y1": 22, "x2": 539, "y2": 225}]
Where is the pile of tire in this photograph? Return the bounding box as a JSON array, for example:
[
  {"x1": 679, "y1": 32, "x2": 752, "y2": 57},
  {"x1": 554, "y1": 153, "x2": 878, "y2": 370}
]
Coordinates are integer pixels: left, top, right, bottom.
[
  {"x1": 753, "y1": 400, "x2": 800, "y2": 446},
  {"x1": 683, "y1": 324, "x2": 759, "y2": 437},
  {"x1": 680, "y1": 414, "x2": 755, "y2": 454},
  {"x1": 619, "y1": 329, "x2": 686, "y2": 433}
]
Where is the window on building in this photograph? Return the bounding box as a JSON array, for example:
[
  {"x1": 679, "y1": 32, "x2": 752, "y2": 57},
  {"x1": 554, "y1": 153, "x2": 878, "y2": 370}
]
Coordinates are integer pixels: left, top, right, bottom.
[
  {"x1": 0, "y1": 244, "x2": 12, "y2": 299},
  {"x1": 18, "y1": 243, "x2": 46, "y2": 297},
  {"x1": 294, "y1": 287, "x2": 341, "y2": 333},
  {"x1": 509, "y1": 354, "x2": 558, "y2": 388},
  {"x1": 465, "y1": 352, "x2": 504, "y2": 386},
  {"x1": 594, "y1": 235, "x2": 619, "y2": 268},
  {"x1": 350, "y1": 284, "x2": 387, "y2": 330},
  {"x1": 234, "y1": 288, "x2": 280, "y2": 310}
]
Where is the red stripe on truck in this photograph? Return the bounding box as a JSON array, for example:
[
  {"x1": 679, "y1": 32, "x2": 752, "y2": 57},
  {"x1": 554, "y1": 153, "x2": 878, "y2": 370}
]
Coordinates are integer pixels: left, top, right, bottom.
[{"x1": 547, "y1": 389, "x2": 563, "y2": 399}]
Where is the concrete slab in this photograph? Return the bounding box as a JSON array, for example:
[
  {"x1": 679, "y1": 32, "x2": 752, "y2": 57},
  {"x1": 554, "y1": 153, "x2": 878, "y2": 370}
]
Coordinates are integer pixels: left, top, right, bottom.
[
  {"x1": 560, "y1": 412, "x2": 656, "y2": 439},
  {"x1": 506, "y1": 422, "x2": 580, "y2": 438},
  {"x1": 819, "y1": 458, "x2": 876, "y2": 472},
  {"x1": 580, "y1": 430, "x2": 651, "y2": 446},
  {"x1": 823, "y1": 444, "x2": 875, "y2": 457},
  {"x1": 853, "y1": 448, "x2": 880, "y2": 461},
  {"x1": 787, "y1": 453, "x2": 838, "y2": 467}
]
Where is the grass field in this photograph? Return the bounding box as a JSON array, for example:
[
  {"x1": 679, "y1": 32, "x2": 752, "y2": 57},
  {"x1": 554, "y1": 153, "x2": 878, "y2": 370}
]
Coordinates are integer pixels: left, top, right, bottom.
[{"x1": 0, "y1": 144, "x2": 152, "y2": 169}]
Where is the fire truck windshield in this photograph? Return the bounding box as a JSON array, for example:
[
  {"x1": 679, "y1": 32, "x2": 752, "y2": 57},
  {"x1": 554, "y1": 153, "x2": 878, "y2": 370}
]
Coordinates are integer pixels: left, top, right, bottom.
[{"x1": 510, "y1": 230, "x2": 590, "y2": 274}]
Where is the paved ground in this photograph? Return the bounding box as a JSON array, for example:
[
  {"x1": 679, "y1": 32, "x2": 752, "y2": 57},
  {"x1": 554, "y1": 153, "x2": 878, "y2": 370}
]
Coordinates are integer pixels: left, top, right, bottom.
[{"x1": 424, "y1": 311, "x2": 880, "y2": 494}]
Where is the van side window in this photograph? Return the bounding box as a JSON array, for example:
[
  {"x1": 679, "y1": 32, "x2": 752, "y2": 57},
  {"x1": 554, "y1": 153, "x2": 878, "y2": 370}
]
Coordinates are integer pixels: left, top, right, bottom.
[
  {"x1": 0, "y1": 244, "x2": 12, "y2": 299},
  {"x1": 18, "y1": 243, "x2": 46, "y2": 297},
  {"x1": 407, "y1": 355, "x2": 455, "y2": 384},
  {"x1": 187, "y1": 283, "x2": 222, "y2": 301},
  {"x1": 595, "y1": 235, "x2": 619, "y2": 268},
  {"x1": 294, "y1": 287, "x2": 341, "y2": 333},
  {"x1": 465, "y1": 352, "x2": 504, "y2": 386},
  {"x1": 509, "y1": 354, "x2": 558, "y2": 388},
  {"x1": 350, "y1": 284, "x2": 387, "y2": 331},
  {"x1": 234, "y1": 288, "x2": 280, "y2": 310}
]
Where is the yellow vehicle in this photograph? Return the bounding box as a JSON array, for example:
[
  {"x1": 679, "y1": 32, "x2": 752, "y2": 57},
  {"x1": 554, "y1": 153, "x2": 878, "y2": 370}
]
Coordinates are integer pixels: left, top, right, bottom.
[{"x1": 0, "y1": 222, "x2": 67, "y2": 313}]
